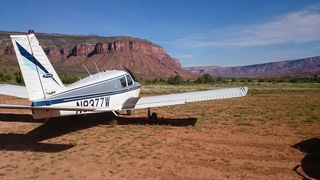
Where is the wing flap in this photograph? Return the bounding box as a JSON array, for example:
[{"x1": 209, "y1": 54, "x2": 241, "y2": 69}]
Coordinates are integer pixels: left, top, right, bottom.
[
  {"x1": 123, "y1": 86, "x2": 248, "y2": 110},
  {"x1": 0, "y1": 84, "x2": 29, "y2": 99}
]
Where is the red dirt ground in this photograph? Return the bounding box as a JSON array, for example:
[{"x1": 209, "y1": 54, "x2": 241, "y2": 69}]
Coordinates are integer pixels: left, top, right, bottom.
[{"x1": 0, "y1": 93, "x2": 319, "y2": 179}]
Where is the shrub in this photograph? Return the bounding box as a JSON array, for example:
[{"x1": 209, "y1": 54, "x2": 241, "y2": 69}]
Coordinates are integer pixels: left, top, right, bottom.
[
  {"x1": 110, "y1": 119, "x2": 118, "y2": 128},
  {"x1": 195, "y1": 73, "x2": 214, "y2": 84},
  {"x1": 167, "y1": 75, "x2": 184, "y2": 85},
  {"x1": 216, "y1": 76, "x2": 223, "y2": 83},
  {"x1": 15, "y1": 71, "x2": 24, "y2": 84},
  {"x1": 4, "y1": 74, "x2": 12, "y2": 81}
]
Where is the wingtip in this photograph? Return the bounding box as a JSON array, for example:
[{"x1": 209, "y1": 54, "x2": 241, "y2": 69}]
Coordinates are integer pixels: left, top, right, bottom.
[{"x1": 240, "y1": 86, "x2": 248, "y2": 96}]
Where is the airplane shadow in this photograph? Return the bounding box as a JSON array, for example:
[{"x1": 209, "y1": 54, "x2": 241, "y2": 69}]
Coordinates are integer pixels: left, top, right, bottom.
[
  {"x1": 0, "y1": 113, "x2": 41, "y2": 123},
  {"x1": 292, "y1": 137, "x2": 320, "y2": 180},
  {"x1": 0, "y1": 112, "x2": 197, "y2": 153}
]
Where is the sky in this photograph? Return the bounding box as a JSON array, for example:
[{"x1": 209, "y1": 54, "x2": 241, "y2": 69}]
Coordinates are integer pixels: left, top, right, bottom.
[{"x1": 0, "y1": 0, "x2": 320, "y2": 67}]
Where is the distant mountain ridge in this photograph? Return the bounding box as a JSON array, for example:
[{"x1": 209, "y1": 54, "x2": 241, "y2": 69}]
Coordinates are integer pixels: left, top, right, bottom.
[
  {"x1": 184, "y1": 56, "x2": 320, "y2": 77},
  {"x1": 1, "y1": 30, "x2": 319, "y2": 79},
  {"x1": 0, "y1": 30, "x2": 195, "y2": 79}
]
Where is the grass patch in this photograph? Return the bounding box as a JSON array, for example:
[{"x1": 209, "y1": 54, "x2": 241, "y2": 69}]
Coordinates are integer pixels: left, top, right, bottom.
[
  {"x1": 222, "y1": 157, "x2": 231, "y2": 163},
  {"x1": 243, "y1": 162, "x2": 258, "y2": 170},
  {"x1": 236, "y1": 120, "x2": 254, "y2": 126},
  {"x1": 110, "y1": 119, "x2": 118, "y2": 128},
  {"x1": 307, "y1": 113, "x2": 319, "y2": 123},
  {"x1": 307, "y1": 102, "x2": 320, "y2": 111}
]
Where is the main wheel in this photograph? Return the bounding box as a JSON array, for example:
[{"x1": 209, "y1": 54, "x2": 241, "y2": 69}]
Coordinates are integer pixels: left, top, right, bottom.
[
  {"x1": 127, "y1": 110, "x2": 132, "y2": 116},
  {"x1": 149, "y1": 112, "x2": 158, "y2": 121}
]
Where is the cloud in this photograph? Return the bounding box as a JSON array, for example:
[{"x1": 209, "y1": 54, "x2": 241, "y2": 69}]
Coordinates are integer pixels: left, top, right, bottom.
[
  {"x1": 179, "y1": 4, "x2": 320, "y2": 48},
  {"x1": 177, "y1": 54, "x2": 194, "y2": 59}
]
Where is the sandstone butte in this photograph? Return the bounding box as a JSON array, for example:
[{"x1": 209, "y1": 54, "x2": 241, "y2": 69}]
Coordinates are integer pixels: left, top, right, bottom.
[{"x1": 1, "y1": 32, "x2": 196, "y2": 79}]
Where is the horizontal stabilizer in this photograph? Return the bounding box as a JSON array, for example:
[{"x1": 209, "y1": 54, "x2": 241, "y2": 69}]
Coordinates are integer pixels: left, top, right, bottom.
[
  {"x1": 0, "y1": 84, "x2": 29, "y2": 99},
  {"x1": 0, "y1": 104, "x2": 31, "y2": 109}
]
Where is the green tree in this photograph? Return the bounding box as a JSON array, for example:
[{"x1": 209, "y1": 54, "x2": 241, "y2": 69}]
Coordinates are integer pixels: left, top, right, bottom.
[
  {"x1": 4, "y1": 74, "x2": 12, "y2": 81},
  {"x1": 216, "y1": 76, "x2": 223, "y2": 83},
  {"x1": 59, "y1": 73, "x2": 79, "y2": 84},
  {"x1": 15, "y1": 70, "x2": 24, "y2": 84},
  {"x1": 152, "y1": 78, "x2": 159, "y2": 84},
  {"x1": 195, "y1": 73, "x2": 215, "y2": 84},
  {"x1": 167, "y1": 75, "x2": 184, "y2": 85},
  {"x1": 0, "y1": 72, "x2": 4, "y2": 81}
]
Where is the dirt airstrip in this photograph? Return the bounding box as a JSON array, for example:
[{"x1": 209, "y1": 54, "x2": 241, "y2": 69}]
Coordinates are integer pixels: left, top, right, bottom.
[{"x1": 0, "y1": 92, "x2": 319, "y2": 179}]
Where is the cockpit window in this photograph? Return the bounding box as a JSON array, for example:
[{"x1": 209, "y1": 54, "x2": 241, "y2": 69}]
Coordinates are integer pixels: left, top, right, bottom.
[
  {"x1": 126, "y1": 75, "x2": 133, "y2": 86},
  {"x1": 120, "y1": 77, "x2": 126, "y2": 87}
]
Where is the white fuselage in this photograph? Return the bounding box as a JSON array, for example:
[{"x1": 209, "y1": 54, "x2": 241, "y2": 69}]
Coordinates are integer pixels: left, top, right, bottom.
[{"x1": 31, "y1": 70, "x2": 140, "y2": 119}]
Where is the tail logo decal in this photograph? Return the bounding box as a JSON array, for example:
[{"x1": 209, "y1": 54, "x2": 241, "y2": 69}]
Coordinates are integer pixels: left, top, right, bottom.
[
  {"x1": 43, "y1": 73, "x2": 53, "y2": 78},
  {"x1": 16, "y1": 41, "x2": 61, "y2": 87}
]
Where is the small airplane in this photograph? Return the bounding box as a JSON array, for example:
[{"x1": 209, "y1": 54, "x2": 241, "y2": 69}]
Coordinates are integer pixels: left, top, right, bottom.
[{"x1": 0, "y1": 30, "x2": 248, "y2": 120}]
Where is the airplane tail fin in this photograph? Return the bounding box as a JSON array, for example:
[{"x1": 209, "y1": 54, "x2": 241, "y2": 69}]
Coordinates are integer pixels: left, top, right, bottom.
[{"x1": 10, "y1": 30, "x2": 65, "y2": 101}]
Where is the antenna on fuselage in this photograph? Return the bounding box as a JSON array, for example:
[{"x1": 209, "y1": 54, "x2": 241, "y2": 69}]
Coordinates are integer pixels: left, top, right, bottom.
[
  {"x1": 94, "y1": 62, "x2": 101, "y2": 77},
  {"x1": 82, "y1": 64, "x2": 92, "y2": 77}
]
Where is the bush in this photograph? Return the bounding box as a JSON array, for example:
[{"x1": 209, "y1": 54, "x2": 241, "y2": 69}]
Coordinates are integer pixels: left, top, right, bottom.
[
  {"x1": 216, "y1": 76, "x2": 223, "y2": 83},
  {"x1": 195, "y1": 73, "x2": 215, "y2": 84},
  {"x1": 4, "y1": 74, "x2": 12, "y2": 81},
  {"x1": 110, "y1": 119, "x2": 118, "y2": 127},
  {"x1": 15, "y1": 71, "x2": 24, "y2": 84},
  {"x1": 59, "y1": 73, "x2": 79, "y2": 84},
  {"x1": 167, "y1": 75, "x2": 184, "y2": 85},
  {"x1": 0, "y1": 72, "x2": 3, "y2": 81}
]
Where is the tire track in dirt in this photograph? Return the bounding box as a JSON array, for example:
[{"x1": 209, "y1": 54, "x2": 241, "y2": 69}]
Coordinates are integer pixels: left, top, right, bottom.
[
  {"x1": 156, "y1": 150, "x2": 300, "y2": 179},
  {"x1": 146, "y1": 128, "x2": 304, "y2": 179}
]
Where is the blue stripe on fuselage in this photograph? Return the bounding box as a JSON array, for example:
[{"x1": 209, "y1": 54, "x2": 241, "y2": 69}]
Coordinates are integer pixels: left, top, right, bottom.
[{"x1": 31, "y1": 85, "x2": 140, "y2": 107}]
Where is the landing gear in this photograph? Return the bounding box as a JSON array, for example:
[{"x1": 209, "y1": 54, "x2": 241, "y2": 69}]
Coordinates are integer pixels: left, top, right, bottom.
[
  {"x1": 148, "y1": 108, "x2": 151, "y2": 117},
  {"x1": 127, "y1": 110, "x2": 132, "y2": 116},
  {"x1": 150, "y1": 112, "x2": 158, "y2": 121},
  {"x1": 148, "y1": 108, "x2": 158, "y2": 121}
]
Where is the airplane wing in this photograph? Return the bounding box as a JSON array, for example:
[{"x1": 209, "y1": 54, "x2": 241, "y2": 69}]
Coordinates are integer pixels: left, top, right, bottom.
[
  {"x1": 122, "y1": 86, "x2": 248, "y2": 110},
  {"x1": 0, "y1": 86, "x2": 248, "y2": 112},
  {"x1": 0, "y1": 84, "x2": 29, "y2": 99}
]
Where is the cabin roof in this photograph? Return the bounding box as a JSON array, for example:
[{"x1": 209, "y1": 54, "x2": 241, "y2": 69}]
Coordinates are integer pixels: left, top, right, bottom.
[{"x1": 67, "y1": 70, "x2": 127, "y2": 89}]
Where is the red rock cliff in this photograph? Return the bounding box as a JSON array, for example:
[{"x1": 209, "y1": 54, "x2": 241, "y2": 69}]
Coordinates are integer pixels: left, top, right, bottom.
[{"x1": 0, "y1": 31, "x2": 195, "y2": 79}]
